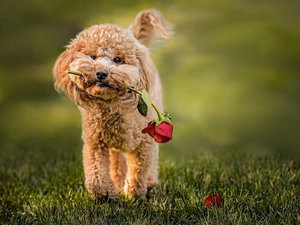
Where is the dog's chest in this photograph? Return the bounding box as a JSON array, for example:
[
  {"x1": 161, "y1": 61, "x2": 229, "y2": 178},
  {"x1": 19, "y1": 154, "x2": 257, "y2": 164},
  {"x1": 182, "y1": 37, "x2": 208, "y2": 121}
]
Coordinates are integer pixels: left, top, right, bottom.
[{"x1": 86, "y1": 110, "x2": 142, "y2": 151}]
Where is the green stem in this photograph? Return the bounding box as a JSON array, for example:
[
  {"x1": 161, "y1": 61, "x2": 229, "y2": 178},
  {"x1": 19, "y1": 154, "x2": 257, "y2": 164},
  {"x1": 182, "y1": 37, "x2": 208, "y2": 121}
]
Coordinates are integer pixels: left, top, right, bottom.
[
  {"x1": 68, "y1": 70, "x2": 83, "y2": 76},
  {"x1": 127, "y1": 87, "x2": 171, "y2": 123},
  {"x1": 151, "y1": 102, "x2": 164, "y2": 121},
  {"x1": 127, "y1": 87, "x2": 142, "y2": 95}
]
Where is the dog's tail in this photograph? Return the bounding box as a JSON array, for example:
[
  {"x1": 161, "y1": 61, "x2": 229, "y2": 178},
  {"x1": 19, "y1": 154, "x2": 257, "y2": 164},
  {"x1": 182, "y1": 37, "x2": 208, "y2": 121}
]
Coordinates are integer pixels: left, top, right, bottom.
[{"x1": 128, "y1": 9, "x2": 173, "y2": 47}]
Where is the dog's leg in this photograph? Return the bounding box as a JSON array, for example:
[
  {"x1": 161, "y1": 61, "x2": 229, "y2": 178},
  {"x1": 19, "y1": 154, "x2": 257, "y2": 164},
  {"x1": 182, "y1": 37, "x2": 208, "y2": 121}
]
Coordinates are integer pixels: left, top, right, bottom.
[
  {"x1": 124, "y1": 143, "x2": 154, "y2": 200},
  {"x1": 82, "y1": 143, "x2": 119, "y2": 202},
  {"x1": 147, "y1": 144, "x2": 159, "y2": 191},
  {"x1": 109, "y1": 148, "x2": 127, "y2": 192}
]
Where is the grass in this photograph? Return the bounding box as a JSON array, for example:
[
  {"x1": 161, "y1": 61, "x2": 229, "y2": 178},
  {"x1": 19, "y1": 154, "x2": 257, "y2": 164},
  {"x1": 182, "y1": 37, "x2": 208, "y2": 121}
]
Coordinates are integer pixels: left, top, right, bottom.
[{"x1": 1, "y1": 142, "x2": 299, "y2": 224}]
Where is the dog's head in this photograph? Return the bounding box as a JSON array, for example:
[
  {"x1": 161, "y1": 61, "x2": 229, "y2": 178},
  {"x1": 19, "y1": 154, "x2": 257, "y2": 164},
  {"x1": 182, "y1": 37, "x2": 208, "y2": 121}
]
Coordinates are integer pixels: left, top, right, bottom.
[{"x1": 53, "y1": 10, "x2": 172, "y2": 107}]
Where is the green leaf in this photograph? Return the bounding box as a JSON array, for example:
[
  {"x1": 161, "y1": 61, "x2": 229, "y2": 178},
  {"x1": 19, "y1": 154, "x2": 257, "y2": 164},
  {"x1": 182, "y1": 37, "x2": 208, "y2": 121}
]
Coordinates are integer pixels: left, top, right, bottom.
[
  {"x1": 141, "y1": 89, "x2": 152, "y2": 107},
  {"x1": 137, "y1": 96, "x2": 148, "y2": 117}
]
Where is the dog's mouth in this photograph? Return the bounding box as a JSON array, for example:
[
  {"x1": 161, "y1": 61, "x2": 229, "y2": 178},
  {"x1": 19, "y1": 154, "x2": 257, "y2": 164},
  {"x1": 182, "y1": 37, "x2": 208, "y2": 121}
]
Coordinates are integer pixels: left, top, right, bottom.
[
  {"x1": 96, "y1": 81, "x2": 121, "y2": 92},
  {"x1": 97, "y1": 82, "x2": 112, "y2": 89},
  {"x1": 69, "y1": 70, "x2": 122, "y2": 92}
]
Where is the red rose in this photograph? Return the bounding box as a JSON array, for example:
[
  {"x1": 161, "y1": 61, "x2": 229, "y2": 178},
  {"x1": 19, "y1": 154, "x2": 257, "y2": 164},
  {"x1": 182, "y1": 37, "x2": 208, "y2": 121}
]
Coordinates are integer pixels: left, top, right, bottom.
[
  {"x1": 127, "y1": 87, "x2": 174, "y2": 144},
  {"x1": 142, "y1": 121, "x2": 173, "y2": 143},
  {"x1": 204, "y1": 194, "x2": 224, "y2": 208}
]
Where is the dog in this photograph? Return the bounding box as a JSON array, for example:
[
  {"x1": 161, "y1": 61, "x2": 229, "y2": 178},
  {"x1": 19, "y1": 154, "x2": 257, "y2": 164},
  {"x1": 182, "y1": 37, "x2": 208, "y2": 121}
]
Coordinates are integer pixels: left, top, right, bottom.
[{"x1": 53, "y1": 9, "x2": 172, "y2": 202}]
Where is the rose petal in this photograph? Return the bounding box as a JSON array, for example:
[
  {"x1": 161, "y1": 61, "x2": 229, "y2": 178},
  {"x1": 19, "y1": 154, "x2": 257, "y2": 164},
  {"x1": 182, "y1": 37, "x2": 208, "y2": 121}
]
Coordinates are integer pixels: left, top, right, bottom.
[
  {"x1": 153, "y1": 133, "x2": 171, "y2": 143},
  {"x1": 142, "y1": 122, "x2": 156, "y2": 138},
  {"x1": 155, "y1": 122, "x2": 173, "y2": 139},
  {"x1": 142, "y1": 121, "x2": 173, "y2": 143},
  {"x1": 204, "y1": 194, "x2": 224, "y2": 208}
]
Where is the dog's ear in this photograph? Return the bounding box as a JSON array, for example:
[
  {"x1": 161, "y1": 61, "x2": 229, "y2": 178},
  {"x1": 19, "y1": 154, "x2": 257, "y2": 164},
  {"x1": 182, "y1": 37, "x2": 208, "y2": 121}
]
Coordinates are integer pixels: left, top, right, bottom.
[
  {"x1": 53, "y1": 49, "x2": 77, "y2": 101},
  {"x1": 129, "y1": 9, "x2": 173, "y2": 47}
]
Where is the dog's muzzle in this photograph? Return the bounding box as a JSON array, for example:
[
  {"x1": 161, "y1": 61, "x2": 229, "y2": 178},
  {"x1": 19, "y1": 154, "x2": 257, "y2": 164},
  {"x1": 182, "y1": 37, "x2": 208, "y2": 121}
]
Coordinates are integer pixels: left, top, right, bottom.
[{"x1": 96, "y1": 70, "x2": 108, "y2": 82}]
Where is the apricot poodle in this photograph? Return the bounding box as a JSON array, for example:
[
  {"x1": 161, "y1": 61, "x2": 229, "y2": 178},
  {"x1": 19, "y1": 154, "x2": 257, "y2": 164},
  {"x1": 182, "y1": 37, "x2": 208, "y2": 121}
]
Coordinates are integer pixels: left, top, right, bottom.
[{"x1": 53, "y1": 9, "x2": 172, "y2": 201}]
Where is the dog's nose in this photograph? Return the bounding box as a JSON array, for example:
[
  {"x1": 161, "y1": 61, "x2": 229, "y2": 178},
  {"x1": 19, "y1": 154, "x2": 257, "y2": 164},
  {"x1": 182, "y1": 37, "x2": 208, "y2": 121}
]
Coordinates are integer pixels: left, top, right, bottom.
[{"x1": 96, "y1": 70, "x2": 108, "y2": 81}]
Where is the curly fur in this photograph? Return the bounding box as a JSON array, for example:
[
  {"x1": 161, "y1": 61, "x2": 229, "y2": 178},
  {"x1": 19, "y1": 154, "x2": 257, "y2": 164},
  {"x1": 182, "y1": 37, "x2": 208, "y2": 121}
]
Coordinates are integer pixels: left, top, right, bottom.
[{"x1": 53, "y1": 9, "x2": 172, "y2": 201}]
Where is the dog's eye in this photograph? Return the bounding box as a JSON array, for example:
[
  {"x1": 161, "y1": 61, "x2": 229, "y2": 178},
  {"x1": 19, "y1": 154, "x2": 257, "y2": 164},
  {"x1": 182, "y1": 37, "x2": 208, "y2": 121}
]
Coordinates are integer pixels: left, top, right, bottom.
[
  {"x1": 90, "y1": 56, "x2": 97, "y2": 60},
  {"x1": 113, "y1": 57, "x2": 122, "y2": 63}
]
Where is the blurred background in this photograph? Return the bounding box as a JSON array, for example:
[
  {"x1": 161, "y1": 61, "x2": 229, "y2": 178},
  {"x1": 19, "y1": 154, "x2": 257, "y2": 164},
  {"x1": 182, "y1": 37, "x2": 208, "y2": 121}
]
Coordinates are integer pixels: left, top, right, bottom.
[{"x1": 1, "y1": 0, "x2": 299, "y2": 161}]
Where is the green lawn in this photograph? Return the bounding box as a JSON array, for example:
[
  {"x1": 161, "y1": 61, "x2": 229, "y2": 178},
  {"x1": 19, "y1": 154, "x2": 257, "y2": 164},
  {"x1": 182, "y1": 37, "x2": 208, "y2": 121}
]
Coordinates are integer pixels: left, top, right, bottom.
[{"x1": 0, "y1": 143, "x2": 299, "y2": 224}]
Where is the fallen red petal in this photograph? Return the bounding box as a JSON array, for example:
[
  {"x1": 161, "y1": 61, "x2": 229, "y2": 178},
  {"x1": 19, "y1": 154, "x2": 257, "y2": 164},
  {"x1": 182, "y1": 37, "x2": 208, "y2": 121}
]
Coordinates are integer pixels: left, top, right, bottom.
[{"x1": 204, "y1": 194, "x2": 224, "y2": 208}]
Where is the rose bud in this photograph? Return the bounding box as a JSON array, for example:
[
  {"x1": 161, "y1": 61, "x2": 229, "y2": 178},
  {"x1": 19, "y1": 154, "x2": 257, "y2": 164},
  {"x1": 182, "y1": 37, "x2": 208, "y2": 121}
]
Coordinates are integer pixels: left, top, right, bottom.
[
  {"x1": 204, "y1": 194, "x2": 224, "y2": 208},
  {"x1": 142, "y1": 121, "x2": 173, "y2": 143}
]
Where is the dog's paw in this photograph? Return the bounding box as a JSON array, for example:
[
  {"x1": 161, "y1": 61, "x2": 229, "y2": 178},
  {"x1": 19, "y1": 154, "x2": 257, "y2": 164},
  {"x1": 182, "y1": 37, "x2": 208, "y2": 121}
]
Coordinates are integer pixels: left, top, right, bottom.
[
  {"x1": 86, "y1": 181, "x2": 119, "y2": 203},
  {"x1": 123, "y1": 182, "x2": 147, "y2": 201},
  {"x1": 147, "y1": 176, "x2": 158, "y2": 191},
  {"x1": 93, "y1": 192, "x2": 120, "y2": 204}
]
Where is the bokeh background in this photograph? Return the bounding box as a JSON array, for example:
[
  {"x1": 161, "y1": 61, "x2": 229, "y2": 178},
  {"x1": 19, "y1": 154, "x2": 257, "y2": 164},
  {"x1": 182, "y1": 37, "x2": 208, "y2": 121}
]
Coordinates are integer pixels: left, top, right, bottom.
[{"x1": 1, "y1": 0, "x2": 299, "y2": 161}]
